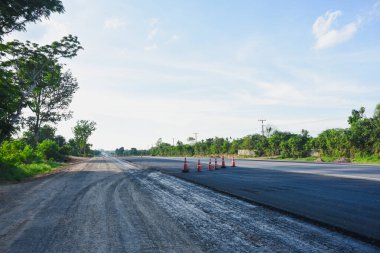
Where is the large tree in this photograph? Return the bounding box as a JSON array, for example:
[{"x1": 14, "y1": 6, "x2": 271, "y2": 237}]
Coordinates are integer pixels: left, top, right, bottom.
[
  {"x1": 25, "y1": 69, "x2": 79, "y2": 143},
  {"x1": 0, "y1": 68, "x2": 22, "y2": 141},
  {"x1": 0, "y1": 36, "x2": 82, "y2": 142},
  {"x1": 73, "y1": 120, "x2": 96, "y2": 156},
  {"x1": 0, "y1": 0, "x2": 64, "y2": 40}
]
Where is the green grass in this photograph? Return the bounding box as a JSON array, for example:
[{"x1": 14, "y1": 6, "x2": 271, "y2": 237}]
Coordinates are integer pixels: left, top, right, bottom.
[
  {"x1": 0, "y1": 161, "x2": 62, "y2": 181},
  {"x1": 271, "y1": 156, "x2": 318, "y2": 162},
  {"x1": 352, "y1": 155, "x2": 380, "y2": 164},
  {"x1": 273, "y1": 155, "x2": 380, "y2": 164}
]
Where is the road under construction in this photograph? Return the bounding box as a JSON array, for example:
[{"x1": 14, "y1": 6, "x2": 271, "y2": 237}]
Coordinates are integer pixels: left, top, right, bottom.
[{"x1": 0, "y1": 156, "x2": 379, "y2": 252}]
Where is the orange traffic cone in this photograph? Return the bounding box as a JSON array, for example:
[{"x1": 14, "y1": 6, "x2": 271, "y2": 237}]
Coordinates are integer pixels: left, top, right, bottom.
[
  {"x1": 208, "y1": 158, "x2": 212, "y2": 170},
  {"x1": 197, "y1": 159, "x2": 202, "y2": 172},
  {"x1": 232, "y1": 157, "x2": 236, "y2": 167},
  {"x1": 183, "y1": 157, "x2": 189, "y2": 173},
  {"x1": 221, "y1": 156, "x2": 226, "y2": 168},
  {"x1": 214, "y1": 158, "x2": 218, "y2": 169}
]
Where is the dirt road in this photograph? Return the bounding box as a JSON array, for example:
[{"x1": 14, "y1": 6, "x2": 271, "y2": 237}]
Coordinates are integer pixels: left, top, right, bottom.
[{"x1": 0, "y1": 157, "x2": 378, "y2": 252}]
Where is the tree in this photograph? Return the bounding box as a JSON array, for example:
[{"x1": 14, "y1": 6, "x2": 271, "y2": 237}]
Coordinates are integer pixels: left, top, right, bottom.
[
  {"x1": 374, "y1": 103, "x2": 380, "y2": 120},
  {"x1": 115, "y1": 147, "x2": 125, "y2": 156},
  {"x1": 0, "y1": 68, "x2": 23, "y2": 142},
  {"x1": 130, "y1": 148, "x2": 138, "y2": 155},
  {"x1": 36, "y1": 139, "x2": 60, "y2": 161},
  {"x1": 54, "y1": 135, "x2": 66, "y2": 147},
  {"x1": 73, "y1": 120, "x2": 96, "y2": 156},
  {"x1": 0, "y1": 0, "x2": 64, "y2": 40},
  {"x1": 268, "y1": 131, "x2": 292, "y2": 156},
  {"x1": 0, "y1": 35, "x2": 82, "y2": 139},
  {"x1": 0, "y1": 36, "x2": 82, "y2": 142},
  {"x1": 25, "y1": 69, "x2": 78, "y2": 142},
  {"x1": 348, "y1": 107, "x2": 365, "y2": 125},
  {"x1": 22, "y1": 124, "x2": 55, "y2": 146}
]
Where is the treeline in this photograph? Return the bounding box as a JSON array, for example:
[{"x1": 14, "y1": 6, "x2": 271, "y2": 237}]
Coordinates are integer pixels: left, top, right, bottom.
[
  {"x1": 0, "y1": 1, "x2": 97, "y2": 180},
  {"x1": 114, "y1": 147, "x2": 149, "y2": 156},
  {"x1": 149, "y1": 104, "x2": 380, "y2": 162}
]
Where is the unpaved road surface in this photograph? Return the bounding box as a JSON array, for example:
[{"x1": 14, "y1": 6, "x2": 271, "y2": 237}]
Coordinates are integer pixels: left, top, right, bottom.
[{"x1": 0, "y1": 157, "x2": 378, "y2": 252}]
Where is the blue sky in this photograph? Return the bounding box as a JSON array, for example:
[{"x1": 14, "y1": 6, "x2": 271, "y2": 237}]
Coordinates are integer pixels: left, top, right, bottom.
[{"x1": 7, "y1": 0, "x2": 380, "y2": 149}]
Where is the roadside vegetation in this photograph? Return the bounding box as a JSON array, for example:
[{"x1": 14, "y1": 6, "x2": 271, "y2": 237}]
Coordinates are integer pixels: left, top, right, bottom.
[
  {"x1": 0, "y1": 1, "x2": 98, "y2": 181},
  {"x1": 120, "y1": 104, "x2": 380, "y2": 164}
]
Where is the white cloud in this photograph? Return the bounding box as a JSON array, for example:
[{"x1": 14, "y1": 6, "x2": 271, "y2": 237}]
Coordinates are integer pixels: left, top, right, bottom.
[
  {"x1": 103, "y1": 17, "x2": 127, "y2": 30},
  {"x1": 312, "y1": 10, "x2": 360, "y2": 49},
  {"x1": 148, "y1": 28, "x2": 158, "y2": 40},
  {"x1": 312, "y1": 10, "x2": 341, "y2": 38},
  {"x1": 371, "y1": 1, "x2": 380, "y2": 17},
  {"x1": 167, "y1": 34, "x2": 179, "y2": 43},
  {"x1": 236, "y1": 41, "x2": 260, "y2": 61},
  {"x1": 144, "y1": 43, "x2": 158, "y2": 51},
  {"x1": 148, "y1": 18, "x2": 160, "y2": 26},
  {"x1": 4, "y1": 19, "x2": 70, "y2": 45}
]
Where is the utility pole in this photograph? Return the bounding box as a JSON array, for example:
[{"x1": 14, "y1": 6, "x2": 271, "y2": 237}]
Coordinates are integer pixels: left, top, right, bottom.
[
  {"x1": 172, "y1": 138, "x2": 175, "y2": 146},
  {"x1": 258, "y1": 119, "x2": 266, "y2": 136},
  {"x1": 193, "y1": 132, "x2": 199, "y2": 143}
]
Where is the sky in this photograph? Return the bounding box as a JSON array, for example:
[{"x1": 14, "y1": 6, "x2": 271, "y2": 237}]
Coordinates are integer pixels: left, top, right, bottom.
[{"x1": 6, "y1": 0, "x2": 380, "y2": 150}]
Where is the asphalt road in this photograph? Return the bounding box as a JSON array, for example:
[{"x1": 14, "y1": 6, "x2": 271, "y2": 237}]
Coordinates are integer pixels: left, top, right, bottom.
[
  {"x1": 1, "y1": 157, "x2": 379, "y2": 252},
  {"x1": 125, "y1": 156, "x2": 380, "y2": 243}
]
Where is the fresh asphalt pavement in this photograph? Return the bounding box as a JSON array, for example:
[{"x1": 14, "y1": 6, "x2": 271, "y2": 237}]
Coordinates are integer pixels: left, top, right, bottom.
[{"x1": 125, "y1": 156, "x2": 380, "y2": 244}]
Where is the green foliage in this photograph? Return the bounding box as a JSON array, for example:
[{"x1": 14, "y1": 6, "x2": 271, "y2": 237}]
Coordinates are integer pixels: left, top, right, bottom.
[
  {"x1": 36, "y1": 139, "x2": 61, "y2": 161},
  {"x1": 0, "y1": 0, "x2": 64, "y2": 39},
  {"x1": 20, "y1": 145, "x2": 35, "y2": 164},
  {"x1": 148, "y1": 104, "x2": 380, "y2": 163},
  {"x1": 0, "y1": 139, "x2": 28, "y2": 163},
  {"x1": 22, "y1": 124, "x2": 56, "y2": 146},
  {"x1": 352, "y1": 155, "x2": 380, "y2": 164},
  {"x1": 115, "y1": 147, "x2": 125, "y2": 156},
  {"x1": 0, "y1": 160, "x2": 61, "y2": 181},
  {"x1": 73, "y1": 120, "x2": 96, "y2": 156},
  {"x1": 0, "y1": 36, "x2": 82, "y2": 143}
]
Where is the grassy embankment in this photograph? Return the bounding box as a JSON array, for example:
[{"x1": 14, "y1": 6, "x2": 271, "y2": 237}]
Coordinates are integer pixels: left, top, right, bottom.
[
  {"x1": 261, "y1": 155, "x2": 380, "y2": 164},
  {"x1": 0, "y1": 161, "x2": 63, "y2": 182},
  {"x1": 193, "y1": 154, "x2": 380, "y2": 164}
]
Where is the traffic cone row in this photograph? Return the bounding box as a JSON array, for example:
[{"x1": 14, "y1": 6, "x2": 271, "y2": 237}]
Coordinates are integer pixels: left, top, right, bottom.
[{"x1": 182, "y1": 157, "x2": 237, "y2": 173}]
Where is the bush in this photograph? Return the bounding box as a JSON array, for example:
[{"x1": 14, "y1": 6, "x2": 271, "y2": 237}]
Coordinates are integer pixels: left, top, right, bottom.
[
  {"x1": 0, "y1": 161, "x2": 62, "y2": 181},
  {"x1": 37, "y1": 140, "x2": 61, "y2": 161},
  {"x1": 0, "y1": 140, "x2": 27, "y2": 164},
  {"x1": 20, "y1": 145, "x2": 36, "y2": 164}
]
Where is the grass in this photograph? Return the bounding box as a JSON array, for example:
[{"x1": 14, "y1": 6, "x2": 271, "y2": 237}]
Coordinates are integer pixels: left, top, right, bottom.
[
  {"x1": 273, "y1": 155, "x2": 380, "y2": 164},
  {"x1": 277, "y1": 157, "x2": 318, "y2": 162},
  {"x1": 352, "y1": 155, "x2": 380, "y2": 164},
  {"x1": 0, "y1": 161, "x2": 62, "y2": 182},
  {"x1": 237, "y1": 155, "x2": 380, "y2": 164}
]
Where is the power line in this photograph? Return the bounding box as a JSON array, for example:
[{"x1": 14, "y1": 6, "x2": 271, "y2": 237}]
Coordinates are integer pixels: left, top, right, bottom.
[{"x1": 258, "y1": 119, "x2": 266, "y2": 136}]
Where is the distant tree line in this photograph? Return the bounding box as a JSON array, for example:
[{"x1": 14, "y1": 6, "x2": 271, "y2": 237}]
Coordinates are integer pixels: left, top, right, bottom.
[
  {"x1": 148, "y1": 104, "x2": 380, "y2": 162},
  {"x1": 114, "y1": 147, "x2": 149, "y2": 156}
]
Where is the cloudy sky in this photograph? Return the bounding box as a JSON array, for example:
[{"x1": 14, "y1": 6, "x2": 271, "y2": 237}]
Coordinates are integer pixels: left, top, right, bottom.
[{"x1": 7, "y1": 0, "x2": 380, "y2": 150}]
